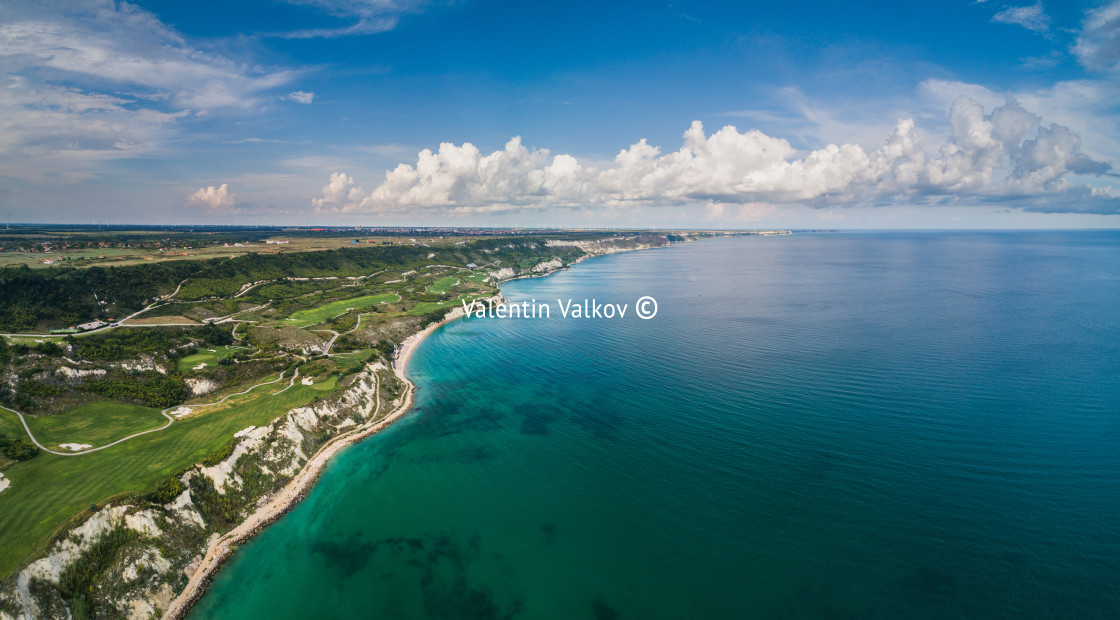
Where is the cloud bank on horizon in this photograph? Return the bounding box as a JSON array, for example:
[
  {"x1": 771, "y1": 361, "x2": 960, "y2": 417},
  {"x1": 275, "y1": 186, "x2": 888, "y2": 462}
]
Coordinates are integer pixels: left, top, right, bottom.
[{"x1": 315, "y1": 95, "x2": 1118, "y2": 216}]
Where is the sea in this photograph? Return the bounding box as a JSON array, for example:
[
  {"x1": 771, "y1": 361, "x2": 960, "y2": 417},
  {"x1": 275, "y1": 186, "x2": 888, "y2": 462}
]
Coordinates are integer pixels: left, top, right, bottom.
[{"x1": 190, "y1": 231, "x2": 1120, "y2": 619}]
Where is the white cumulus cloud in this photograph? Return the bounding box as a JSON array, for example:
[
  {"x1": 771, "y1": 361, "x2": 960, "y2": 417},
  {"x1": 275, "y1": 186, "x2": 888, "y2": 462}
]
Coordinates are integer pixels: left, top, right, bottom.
[
  {"x1": 188, "y1": 184, "x2": 235, "y2": 209},
  {"x1": 312, "y1": 172, "x2": 364, "y2": 209},
  {"x1": 315, "y1": 97, "x2": 1116, "y2": 215}
]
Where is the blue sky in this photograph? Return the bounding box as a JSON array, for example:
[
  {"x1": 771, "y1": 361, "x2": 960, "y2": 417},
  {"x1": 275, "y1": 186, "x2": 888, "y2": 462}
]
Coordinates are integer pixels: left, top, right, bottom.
[{"x1": 1, "y1": 0, "x2": 1119, "y2": 228}]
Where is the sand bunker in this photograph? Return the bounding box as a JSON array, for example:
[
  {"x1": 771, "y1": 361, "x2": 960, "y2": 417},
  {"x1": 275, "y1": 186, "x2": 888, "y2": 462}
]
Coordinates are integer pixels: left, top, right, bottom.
[{"x1": 59, "y1": 443, "x2": 93, "y2": 451}]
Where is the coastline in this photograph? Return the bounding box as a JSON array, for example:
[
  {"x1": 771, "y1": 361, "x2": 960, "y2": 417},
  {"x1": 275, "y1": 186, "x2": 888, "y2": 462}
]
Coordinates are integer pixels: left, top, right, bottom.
[
  {"x1": 159, "y1": 238, "x2": 704, "y2": 618},
  {"x1": 162, "y1": 297, "x2": 497, "y2": 619},
  {"x1": 391, "y1": 294, "x2": 503, "y2": 382}
]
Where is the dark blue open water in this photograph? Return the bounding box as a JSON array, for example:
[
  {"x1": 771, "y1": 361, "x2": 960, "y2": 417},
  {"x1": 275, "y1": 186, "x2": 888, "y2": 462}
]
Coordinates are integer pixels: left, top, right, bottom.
[{"x1": 191, "y1": 232, "x2": 1120, "y2": 618}]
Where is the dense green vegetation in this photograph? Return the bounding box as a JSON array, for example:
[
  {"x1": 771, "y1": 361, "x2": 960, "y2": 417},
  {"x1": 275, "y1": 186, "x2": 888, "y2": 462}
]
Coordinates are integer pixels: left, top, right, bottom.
[
  {"x1": 0, "y1": 434, "x2": 40, "y2": 461},
  {"x1": 82, "y1": 372, "x2": 187, "y2": 408},
  {"x1": 145, "y1": 476, "x2": 187, "y2": 505},
  {"x1": 58, "y1": 527, "x2": 138, "y2": 620},
  {"x1": 0, "y1": 261, "x2": 201, "y2": 331},
  {"x1": 70, "y1": 323, "x2": 233, "y2": 360},
  {"x1": 16, "y1": 380, "x2": 61, "y2": 398}
]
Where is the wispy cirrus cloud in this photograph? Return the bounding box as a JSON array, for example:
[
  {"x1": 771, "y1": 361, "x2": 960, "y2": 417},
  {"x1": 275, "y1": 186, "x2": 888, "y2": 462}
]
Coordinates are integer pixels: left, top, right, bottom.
[
  {"x1": 992, "y1": 3, "x2": 1051, "y2": 33},
  {"x1": 0, "y1": 0, "x2": 301, "y2": 183},
  {"x1": 277, "y1": 0, "x2": 427, "y2": 38}
]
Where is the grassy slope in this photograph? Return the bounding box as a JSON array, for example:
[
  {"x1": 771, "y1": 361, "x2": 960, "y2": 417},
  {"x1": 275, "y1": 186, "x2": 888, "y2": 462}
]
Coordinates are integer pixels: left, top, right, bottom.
[
  {"x1": 426, "y1": 276, "x2": 458, "y2": 294},
  {"x1": 0, "y1": 377, "x2": 327, "y2": 578},
  {"x1": 176, "y1": 345, "x2": 251, "y2": 372},
  {"x1": 23, "y1": 401, "x2": 165, "y2": 449},
  {"x1": 407, "y1": 293, "x2": 482, "y2": 316},
  {"x1": 284, "y1": 293, "x2": 399, "y2": 327}
]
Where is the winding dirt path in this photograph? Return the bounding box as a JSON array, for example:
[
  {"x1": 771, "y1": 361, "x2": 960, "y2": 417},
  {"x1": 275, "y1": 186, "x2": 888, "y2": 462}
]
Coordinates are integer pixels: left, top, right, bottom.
[{"x1": 0, "y1": 371, "x2": 293, "y2": 457}]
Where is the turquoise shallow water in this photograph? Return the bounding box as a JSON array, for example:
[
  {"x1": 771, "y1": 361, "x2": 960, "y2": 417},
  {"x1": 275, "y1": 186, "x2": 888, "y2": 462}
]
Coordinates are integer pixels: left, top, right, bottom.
[{"x1": 191, "y1": 232, "x2": 1120, "y2": 619}]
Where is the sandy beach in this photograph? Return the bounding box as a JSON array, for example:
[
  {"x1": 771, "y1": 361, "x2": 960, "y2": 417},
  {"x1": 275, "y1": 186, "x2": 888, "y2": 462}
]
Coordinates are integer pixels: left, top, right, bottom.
[
  {"x1": 392, "y1": 295, "x2": 502, "y2": 380},
  {"x1": 162, "y1": 305, "x2": 480, "y2": 620}
]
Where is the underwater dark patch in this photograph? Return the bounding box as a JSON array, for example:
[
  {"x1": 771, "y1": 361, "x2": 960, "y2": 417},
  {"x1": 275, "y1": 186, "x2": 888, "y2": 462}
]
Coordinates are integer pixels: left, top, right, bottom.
[
  {"x1": 592, "y1": 597, "x2": 619, "y2": 620},
  {"x1": 311, "y1": 533, "x2": 376, "y2": 576}
]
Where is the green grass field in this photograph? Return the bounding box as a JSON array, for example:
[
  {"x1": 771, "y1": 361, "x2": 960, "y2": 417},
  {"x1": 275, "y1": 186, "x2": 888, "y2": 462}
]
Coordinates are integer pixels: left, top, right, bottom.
[
  {"x1": 0, "y1": 407, "x2": 25, "y2": 440},
  {"x1": 329, "y1": 349, "x2": 375, "y2": 370},
  {"x1": 466, "y1": 271, "x2": 490, "y2": 286},
  {"x1": 301, "y1": 375, "x2": 340, "y2": 392},
  {"x1": 426, "y1": 276, "x2": 458, "y2": 294},
  {"x1": 23, "y1": 401, "x2": 166, "y2": 450},
  {"x1": 177, "y1": 345, "x2": 250, "y2": 372},
  {"x1": 407, "y1": 293, "x2": 482, "y2": 316},
  {"x1": 0, "y1": 376, "x2": 328, "y2": 578},
  {"x1": 284, "y1": 293, "x2": 399, "y2": 327}
]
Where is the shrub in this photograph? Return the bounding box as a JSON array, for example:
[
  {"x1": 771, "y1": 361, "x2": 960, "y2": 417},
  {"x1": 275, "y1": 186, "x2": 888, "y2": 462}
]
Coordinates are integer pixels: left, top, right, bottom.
[
  {"x1": 0, "y1": 434, "x2": 40, "y2": 461},
  {"x1": 146, "y1": 476, "x2": 187, "y2": 504},
  {"x1": 201, "y1": 439, "x2": 236, "y2": 466}
]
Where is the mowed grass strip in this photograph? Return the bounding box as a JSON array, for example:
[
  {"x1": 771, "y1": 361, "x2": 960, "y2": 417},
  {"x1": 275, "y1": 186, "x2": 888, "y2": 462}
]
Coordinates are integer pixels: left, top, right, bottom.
[
  {"x1": 284, "y1": 293, "x2": 399, "y2": 327},
  {"x1": 24, "y1": 401, "x2": 166, "y2": 449},
  {"x1": 177, "y1": 345, "x2": 251, "y2": 372},
  {"x1": 407, "y1": 293, "x2": 482, "y2": 316},
  {"x1": 426, "y1": 276, "x2": 458, "y2": 294},
  {"x1": 0, "y1": 379, "x2": 328, "y2": 578},
  {"x1": 296, "y1": 375, "x2": 340, "y2": 393},
  {"x1": 330, "y1": 349, "x2": 375, "y2": 370}
]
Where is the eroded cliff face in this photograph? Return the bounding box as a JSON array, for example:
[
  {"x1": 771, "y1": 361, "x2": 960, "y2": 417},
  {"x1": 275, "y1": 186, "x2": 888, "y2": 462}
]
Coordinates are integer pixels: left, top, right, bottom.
[
  {"x1": 487, "y1": 234, "x2": 683, "y2": 283},
  {"x1": 0, "y1": 364, "x2": 404, "y2": 620},
  {"x1": 543, "y1": 233, "x2": 672, "y2": 255}
]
